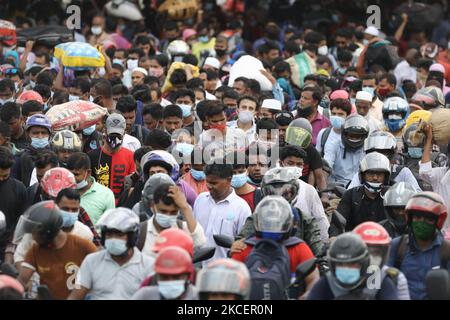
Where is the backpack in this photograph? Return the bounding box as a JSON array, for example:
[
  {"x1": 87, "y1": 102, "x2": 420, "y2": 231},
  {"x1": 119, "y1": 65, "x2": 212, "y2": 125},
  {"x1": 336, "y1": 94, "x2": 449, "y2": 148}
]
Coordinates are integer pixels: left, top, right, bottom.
[
  {"x1": 389, "y1": 165, "x2": 405, "y2": 185},
  {"x1": 394, "y1": 234, "x2": 450, "y2": 270},
  {"x1": 320, "y1": 127, "x2": 332, "y2": 157},
  {"x1": 244, "y1": 236, "x2": 302, "y2": 300}
]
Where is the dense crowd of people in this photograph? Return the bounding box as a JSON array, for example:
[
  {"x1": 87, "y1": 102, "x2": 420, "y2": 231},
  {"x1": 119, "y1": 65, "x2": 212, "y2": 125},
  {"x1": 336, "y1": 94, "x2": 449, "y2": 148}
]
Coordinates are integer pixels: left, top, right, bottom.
[{"x1": 0, "y1": 0, "x2": 450, "y2": 301}]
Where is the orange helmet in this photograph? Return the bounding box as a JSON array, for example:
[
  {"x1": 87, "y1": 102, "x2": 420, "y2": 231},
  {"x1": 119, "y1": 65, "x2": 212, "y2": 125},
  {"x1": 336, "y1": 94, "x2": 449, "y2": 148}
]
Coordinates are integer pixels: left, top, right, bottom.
[
  {"x1": 154, "y1": 246, "x2": 193, "y2": 276},
  {"x1": 405, "y1": 192, "x2": 448, "y2": 230},
  {"x1": 40, "y1": 167, "x2": 76, "y2": 199},
  {"x1": 152, "y1": 228, "x2": 194, "y2": 257},
  {"x1": 354, "y1": 222, "x2": 391, "y2": 246}
]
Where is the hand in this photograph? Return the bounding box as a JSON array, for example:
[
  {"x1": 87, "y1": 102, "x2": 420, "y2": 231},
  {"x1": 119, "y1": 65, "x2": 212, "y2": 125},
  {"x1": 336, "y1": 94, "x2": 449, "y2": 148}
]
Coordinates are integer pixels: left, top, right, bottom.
[
  {"x1": 260, "y1": 69, "x2": 276, "y2": 85},
  {"x1": 422, "y1": 123, "x2": 433, "y2": 140},
  {"x1": 230, "y1": 239, "x2": 247, "y2": 254},
  {"x1": 25, "y1": 40, "x2": 34, "y2": 52},
  {"x1": 401, "y1": 13, "x2": 408, "y2": 22},
  {"x1": 167, "y1": 186, "x2": 189, "y2": 211}
]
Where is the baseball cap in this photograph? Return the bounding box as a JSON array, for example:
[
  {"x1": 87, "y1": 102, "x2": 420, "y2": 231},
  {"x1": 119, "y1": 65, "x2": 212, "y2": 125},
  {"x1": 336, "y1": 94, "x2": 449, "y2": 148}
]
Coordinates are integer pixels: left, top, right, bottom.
[
  {"x1": 364, "y1": 26, "x2": 379, "y2": 37},
  {"x1": 105, "y1": 113, "x2": 126, "y2": 135}
]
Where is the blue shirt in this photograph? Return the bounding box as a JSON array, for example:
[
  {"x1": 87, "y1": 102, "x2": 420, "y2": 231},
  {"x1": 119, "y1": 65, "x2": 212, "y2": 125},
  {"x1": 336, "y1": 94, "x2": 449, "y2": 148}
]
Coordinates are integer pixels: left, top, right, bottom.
[
  {"x1": 387, "y1": 233, "x2": 450, "y2": 300},
  {"x1": 325, "y1": 140, "x2": 365, "y2": 187}
]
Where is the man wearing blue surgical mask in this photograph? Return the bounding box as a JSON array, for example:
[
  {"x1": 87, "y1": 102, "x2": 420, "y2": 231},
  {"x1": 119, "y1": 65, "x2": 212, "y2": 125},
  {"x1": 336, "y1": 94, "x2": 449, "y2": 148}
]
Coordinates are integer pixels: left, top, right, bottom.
[
  {"x1": 316, "y1": 99, "x2": 352, "y2": 157},
  {"x1": 174, "y1": 89, "x2": 196, "y2": 129},
  {"x1": 229, "y1": 151, "x2": 258, "y2": 213}
]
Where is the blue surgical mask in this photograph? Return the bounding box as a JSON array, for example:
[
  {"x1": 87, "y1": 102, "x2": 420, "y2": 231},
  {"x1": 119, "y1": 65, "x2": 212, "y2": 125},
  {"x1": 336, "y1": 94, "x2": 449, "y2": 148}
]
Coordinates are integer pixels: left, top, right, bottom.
[
  {"x1": 175, "y1": 142, "x2": 194, "y2": 156},
  {"x1": 158, "y1": 280, "x2": 186, "y2": 299},
  {"x1": 330, "y1": 115, "x2": 345, "y2": 130},
  {"x1": 83, "y1": 125, "x2": 96, "y2": 136},
  {"x1": 350, "y1": 98, "x2": 356, "y2": 105},
  {"x1": 31, "y1": 137, "x2": 49, "y2": 149},
  {"x1": 191, "y1": 169, "x2": 205, "y2": 181},
  {"x1": 335, "y1": 267, "x2": 361, "y2": 285},
  {"x1": 362, "y1": 87, "x2": 375, "y2": 97},
  {"x1": 178, "y1": 104, "x2": 192, "y2": 118},
  {"x1": 199, "y1": 35, "x2": 209, "y2": 43},
  {"x1": 104, "y1": 238, "x2": 128, "y2": 256},
  {"x1": 76, "y1": 178, "x2": 88, "y2": 190},
  {"x1": 408, "y1": 147, "x2": 423, "y2": 159},
  {"x1": 60, "y1": 210, "x2": 79, "y2": 228},
  {"x1": 155, "y1": 213, "x2": 178, "y2": 229},
  {"x1": 231, "y1": 173, "x2": 248, "y2": 189}
]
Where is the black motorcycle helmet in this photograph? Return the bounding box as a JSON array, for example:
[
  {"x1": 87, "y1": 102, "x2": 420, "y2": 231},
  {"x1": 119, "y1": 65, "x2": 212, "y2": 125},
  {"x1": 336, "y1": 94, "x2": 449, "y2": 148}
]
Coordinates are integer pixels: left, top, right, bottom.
[
  {"x1": 20, "y1": 201, "x2": 63, "y2": 246},
  {"x1": 328, "y1": 232, "x2": 370, "y2": 290}
]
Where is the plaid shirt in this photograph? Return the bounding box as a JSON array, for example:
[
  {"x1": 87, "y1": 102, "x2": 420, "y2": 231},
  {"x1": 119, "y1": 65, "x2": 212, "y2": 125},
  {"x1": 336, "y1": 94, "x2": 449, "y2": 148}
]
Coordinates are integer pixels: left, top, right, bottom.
[{"x1": 78, "y1": 207, "x2": 101, "y2": 247}]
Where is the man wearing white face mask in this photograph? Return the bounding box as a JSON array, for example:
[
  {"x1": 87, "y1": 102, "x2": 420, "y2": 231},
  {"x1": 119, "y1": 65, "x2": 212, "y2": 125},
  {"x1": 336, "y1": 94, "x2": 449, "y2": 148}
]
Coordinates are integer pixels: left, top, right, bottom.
[
  {"x1": 227, "y1": 95, "x2": 258, "y2": 144},
  {"x1": 88, "y1": 15, "x2": 112, "y2": 47},
  {"x1": 140, "y1": 184, "x2": 205, "y2": 257},
  {"x1": 68, "y1": 208, "x2": 155, "y2": 300}
]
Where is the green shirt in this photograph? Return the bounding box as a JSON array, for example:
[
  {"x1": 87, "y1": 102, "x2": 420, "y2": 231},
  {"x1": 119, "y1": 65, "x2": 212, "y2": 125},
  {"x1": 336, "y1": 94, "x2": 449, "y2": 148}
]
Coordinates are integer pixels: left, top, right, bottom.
[{"x1": 80, "y1": 177, "x2": 116, "y2": 226}]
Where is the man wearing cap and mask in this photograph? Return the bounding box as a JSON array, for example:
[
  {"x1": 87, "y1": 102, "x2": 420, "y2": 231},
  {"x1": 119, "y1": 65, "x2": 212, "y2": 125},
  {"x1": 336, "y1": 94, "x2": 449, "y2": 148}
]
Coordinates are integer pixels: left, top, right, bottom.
[
  {"x1": 355, "y1": 90, "x2": 383, "y2": 134},
  {"x1": 89, "y1": 15, "x2": 112, "y2": 47},
  {"x1": 88, "y1": 113, "x2": 135, "y2": 205}
]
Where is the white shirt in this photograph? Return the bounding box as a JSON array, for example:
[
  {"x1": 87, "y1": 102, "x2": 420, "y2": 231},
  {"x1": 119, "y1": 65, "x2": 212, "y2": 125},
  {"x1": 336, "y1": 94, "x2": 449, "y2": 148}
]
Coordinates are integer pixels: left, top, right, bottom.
[
  {"x1": 419, "y1": 161, "x2": 450, "y2": 230},
  {"x1": 365, "y1": 114, "x2": 384, "y2": 134},
  {"x1": 141, "y1": 216, "x2": 206, "y2": 258},
  {"x1": 75, "y1": 248, "x2": 154, "y2": 300},
  {"x1": 347, "y1": 165, "x2": 422, "y2": 192},
  {"x1": 394, "y1": 60, "x2": 417, "y2": 89},
  {"x1": 122, "y1": 134, "x2": 141, "y2": 152},
  {"x1": 227, "y1": 120, "x2": 257, "y2": 144},
  {"x1": 14, "y1": 221, "x2": 94, "y2": 264},
  {"x1": 198, "y1": 127, "x2": 248, "y2": 159},
  {"x1": 294, "y1": 179, "x2": 329, "y2": 241},
  {"x1": 316, "y1": 128, "x2": 341, "y2": 155},
  {"x1": 29, "y1": 168, "x2": 37, "y2": 187},
  {"x1": 193, "y1": 190, "x2": 251, "y2": 263}
]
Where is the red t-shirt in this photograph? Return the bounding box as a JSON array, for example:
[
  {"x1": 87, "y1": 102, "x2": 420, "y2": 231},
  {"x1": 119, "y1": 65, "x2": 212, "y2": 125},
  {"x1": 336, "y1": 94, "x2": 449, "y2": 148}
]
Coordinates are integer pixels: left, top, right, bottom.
[
  {"x1": 238, "y1": 187, "x2": 257, "y2": 212},
  {"x1": 231, "y1": 240, "x2": 315, "y2": 273}
]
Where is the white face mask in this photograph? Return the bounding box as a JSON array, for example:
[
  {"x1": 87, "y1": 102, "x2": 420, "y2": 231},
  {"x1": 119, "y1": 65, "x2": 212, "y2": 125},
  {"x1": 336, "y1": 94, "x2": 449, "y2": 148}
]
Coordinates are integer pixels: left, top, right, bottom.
[
  {"x1": 91, "y1": 26, "x2": 103, "y2": 36},
  {"x1": 127, "y1": 59, "x2": 138, "y2": 71},
  {"x1": 318, "y1": 45, "x2": 328, "y2": 56},
  {"x1": 97, "y1": 67, "x2": 106, "y2": 77}
]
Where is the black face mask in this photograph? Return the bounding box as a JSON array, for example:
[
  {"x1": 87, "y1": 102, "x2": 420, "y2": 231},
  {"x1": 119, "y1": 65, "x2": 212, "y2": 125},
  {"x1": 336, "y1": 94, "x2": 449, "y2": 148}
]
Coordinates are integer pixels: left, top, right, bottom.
[
  {"x1": 297, "y1": 106, "x2": 313, "y2": 118},
  {"x1": 215, "y1": 49, "x2": 227, "y2": 57},
  {"x1": 106, "y1": 135, "x2": 123, "y2": 149}
]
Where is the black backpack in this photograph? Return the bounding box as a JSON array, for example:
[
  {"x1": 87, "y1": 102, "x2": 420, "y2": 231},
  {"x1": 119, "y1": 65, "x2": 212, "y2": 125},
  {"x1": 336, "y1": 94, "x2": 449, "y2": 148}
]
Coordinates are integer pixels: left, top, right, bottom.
[{"x1": 244, "y1": 236, "x2": 302, "y2": 300}]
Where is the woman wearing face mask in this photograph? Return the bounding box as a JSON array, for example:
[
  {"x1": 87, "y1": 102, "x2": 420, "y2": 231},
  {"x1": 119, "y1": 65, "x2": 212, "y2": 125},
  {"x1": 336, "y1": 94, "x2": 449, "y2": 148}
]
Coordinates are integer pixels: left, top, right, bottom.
[
  {"x1": 132, "y1": 246, "x2": 197, "y2": 300},
  {"x1": 68, "y1": 207, "x2": 155, "y2": 300},
  {"x1": 148, "y1": 54, "x2": 168, "y2": 84}
]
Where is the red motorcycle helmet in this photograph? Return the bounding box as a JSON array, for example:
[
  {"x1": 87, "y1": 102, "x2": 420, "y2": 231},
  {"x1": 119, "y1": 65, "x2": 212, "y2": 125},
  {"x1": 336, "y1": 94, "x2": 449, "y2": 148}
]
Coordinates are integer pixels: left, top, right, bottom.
[
  {"x1": 354, "y1": 222, "x2": 391, "y2": 246},
  {"x1": 40, "y1": 167, "x2": 77, "y2": 199},
  {"x1": 154, "y1": 246, "x2": 193, "y2": 277},
  {"x1": 405, "y1": 192, "x2": 448, "y2": 230},
  {"x1": 152, "y1": 228, "x2": 194, "y2": 257},
  {"x1": 354, "y1": 222, "x2": 391, "y2": 268}
]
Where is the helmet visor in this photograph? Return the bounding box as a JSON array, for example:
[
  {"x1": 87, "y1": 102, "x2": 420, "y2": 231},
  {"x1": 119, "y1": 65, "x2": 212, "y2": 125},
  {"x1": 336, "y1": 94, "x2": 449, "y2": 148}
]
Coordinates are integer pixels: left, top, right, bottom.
[
  {"x1": 262, "y1": 183, "x2": 298, "y2": 202},
  {"x1": 12, "y1": 215, "x2": 43, "y2": 244},
  {"x1": 285, "y1": 126, "x2": 311, "y2": 148}
]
